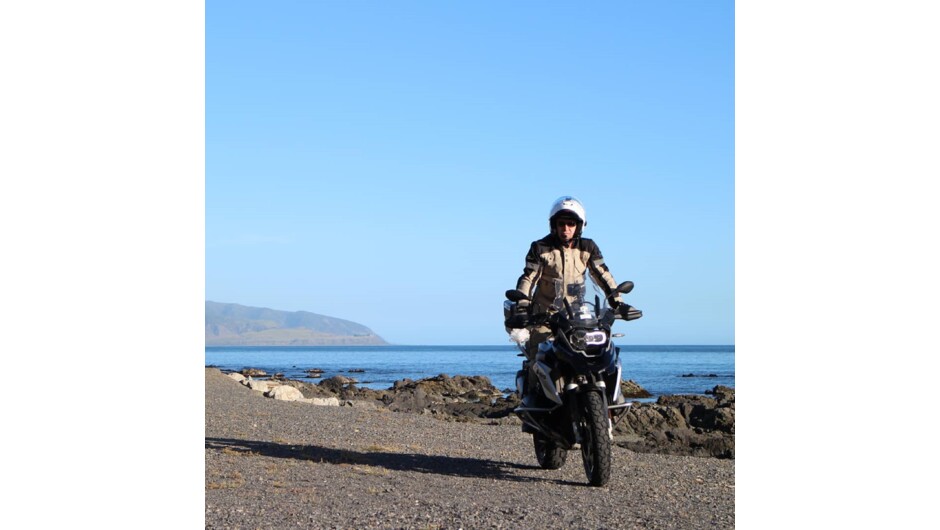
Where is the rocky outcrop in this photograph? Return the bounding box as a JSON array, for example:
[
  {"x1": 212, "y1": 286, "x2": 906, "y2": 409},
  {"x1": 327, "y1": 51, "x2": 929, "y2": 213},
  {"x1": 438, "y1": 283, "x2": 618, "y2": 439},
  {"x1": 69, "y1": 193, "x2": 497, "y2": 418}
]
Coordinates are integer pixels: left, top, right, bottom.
[
  {"x1": 276, "y1": 373, "x2": 516, "y2": 418},
  {"x1": 612, "y1": 386, "x2": 735, "y2": 459},
  {"x1": 378, "y1": 375, "x2": 515, "y2": 419},
  {"x1": 621, "y1": 379, "x2": 652, "y2": 398}
]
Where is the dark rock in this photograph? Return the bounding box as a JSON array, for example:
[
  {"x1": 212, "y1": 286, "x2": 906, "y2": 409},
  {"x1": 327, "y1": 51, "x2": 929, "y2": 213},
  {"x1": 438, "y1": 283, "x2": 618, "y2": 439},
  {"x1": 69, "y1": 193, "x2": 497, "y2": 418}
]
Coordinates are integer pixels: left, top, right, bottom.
[
  {"x1": 621, "y1": 379, "x2": 652, "y2": 398},
  {"x1": 392, "y1": 378, "x2": 414, "y2": 390},
  {"x1": 239, "y1": 368, "x2": 267, "y2": 377},
  {"x1": 613, "y1": 385, "x2": 735, "y2": 459},
  {"x1": 705, "y1": 385, "x2": 735, "y2": 400},
  {"x1": 317, "y1": 375, "x2": 360, "y2": 393}
]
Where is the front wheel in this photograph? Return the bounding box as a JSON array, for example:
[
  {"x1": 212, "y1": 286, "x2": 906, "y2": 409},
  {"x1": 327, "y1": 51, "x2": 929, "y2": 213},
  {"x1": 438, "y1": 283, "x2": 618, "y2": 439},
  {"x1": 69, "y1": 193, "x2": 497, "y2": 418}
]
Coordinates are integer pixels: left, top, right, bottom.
[
  {"x1": 533, "y1": 432, "x2": 567, "y2": 469},
  {"x1": 580, "y1": 391, "x2": 612, "y2": 486}
]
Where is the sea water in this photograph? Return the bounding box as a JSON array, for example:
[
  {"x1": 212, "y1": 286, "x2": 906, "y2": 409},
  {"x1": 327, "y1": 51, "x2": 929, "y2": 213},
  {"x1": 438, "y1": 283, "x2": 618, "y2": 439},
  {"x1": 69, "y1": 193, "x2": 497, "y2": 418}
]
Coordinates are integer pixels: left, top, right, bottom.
[{"x1": 205, "y1": 345, "x2": 734, "y2": 399}]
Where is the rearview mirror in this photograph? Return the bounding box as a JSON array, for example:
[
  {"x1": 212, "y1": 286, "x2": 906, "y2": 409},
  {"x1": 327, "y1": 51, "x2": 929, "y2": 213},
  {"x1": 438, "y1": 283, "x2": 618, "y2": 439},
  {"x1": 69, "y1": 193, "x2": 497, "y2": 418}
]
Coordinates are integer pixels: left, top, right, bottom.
[{"x1": 606, "y1": 281, "x2": 635, "y2": 303}]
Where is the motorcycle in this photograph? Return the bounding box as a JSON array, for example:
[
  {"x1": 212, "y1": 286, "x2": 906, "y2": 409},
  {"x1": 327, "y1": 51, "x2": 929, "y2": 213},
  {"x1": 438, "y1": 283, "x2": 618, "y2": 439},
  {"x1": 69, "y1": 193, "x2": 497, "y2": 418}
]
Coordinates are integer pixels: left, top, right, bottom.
[{"x1": 503, "y1": 281, "x2": 642, "y2": 487}]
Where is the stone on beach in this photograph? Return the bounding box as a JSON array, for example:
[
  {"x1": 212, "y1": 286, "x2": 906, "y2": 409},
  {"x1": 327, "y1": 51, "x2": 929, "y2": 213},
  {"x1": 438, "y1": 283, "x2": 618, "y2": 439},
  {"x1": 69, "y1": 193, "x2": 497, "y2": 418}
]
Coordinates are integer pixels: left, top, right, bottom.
[
  {"x1": 266, "y1": 385, "x2": 304, "y2": 401},
  {"x1": 247, "y1": 379, "x2": 274, "y2": 393}
]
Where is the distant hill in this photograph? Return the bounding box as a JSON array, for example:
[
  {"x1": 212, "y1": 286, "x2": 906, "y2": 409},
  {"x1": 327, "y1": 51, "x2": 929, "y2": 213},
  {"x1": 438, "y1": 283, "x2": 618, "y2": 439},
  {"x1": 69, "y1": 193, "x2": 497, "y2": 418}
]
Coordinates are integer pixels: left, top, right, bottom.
[{"x1": 205, "y1": 301, "x2": 388, "y2": 346}]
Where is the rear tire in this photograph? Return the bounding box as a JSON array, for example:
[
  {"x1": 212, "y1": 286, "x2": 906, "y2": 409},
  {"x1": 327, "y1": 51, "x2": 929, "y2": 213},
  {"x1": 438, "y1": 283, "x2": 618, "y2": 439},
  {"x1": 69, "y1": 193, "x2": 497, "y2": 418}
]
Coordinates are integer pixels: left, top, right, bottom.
[
  {"x1": 580, "y1": 391, "x2": 612, "y2": 486},
  {"x1": 533, "y1": 432, "x2": 567, "y2": 470}
]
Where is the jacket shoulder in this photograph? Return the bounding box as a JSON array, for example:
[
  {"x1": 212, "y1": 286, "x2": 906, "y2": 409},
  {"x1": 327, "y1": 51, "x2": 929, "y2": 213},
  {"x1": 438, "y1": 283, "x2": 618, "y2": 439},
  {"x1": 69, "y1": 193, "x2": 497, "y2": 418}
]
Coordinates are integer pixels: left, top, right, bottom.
[
  {"x1": 579, "y1": 238, "x2": 600, "y2": 253},
  {"x1": 532, "y1": 235, "x2": 555, "y2": 250}
]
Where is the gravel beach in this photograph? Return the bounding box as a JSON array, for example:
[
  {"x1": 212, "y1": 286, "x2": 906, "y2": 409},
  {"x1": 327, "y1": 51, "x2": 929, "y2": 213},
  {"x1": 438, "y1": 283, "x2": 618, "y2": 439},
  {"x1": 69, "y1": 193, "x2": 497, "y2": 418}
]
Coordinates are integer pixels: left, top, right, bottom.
[{"x1": 205, "y1": 368, "x2": 734, "y2": 529}]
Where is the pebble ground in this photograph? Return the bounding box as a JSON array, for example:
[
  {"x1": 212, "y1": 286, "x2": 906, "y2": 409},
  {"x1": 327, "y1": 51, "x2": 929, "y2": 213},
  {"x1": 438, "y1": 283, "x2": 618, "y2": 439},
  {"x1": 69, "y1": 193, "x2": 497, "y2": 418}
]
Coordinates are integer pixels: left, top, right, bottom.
[{"x1": 205, "y1": 368, "x2": 734, "y2": 529}]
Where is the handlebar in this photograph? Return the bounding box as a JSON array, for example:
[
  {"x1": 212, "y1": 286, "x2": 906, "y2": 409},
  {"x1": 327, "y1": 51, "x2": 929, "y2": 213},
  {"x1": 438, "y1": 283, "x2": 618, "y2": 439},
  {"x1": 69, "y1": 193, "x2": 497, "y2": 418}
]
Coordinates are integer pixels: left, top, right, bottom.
[
  {"x1": 509, "y1": 308, "x2": 630, "y2": 329},
  {"x1": 504, "y1": 281, "x2": 642, "y2": 330}
]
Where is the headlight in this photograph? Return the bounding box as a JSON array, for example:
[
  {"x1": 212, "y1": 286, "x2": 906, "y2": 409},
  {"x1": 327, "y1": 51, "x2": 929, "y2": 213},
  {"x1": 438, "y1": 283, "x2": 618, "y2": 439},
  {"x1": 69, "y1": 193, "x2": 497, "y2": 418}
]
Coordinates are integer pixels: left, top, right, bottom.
[
  {"x1": 584, "y1": 331, "x2": 607, "y2": 346},
  {"x1": 569, "y1": 329, "x2": 608, "y2": 351}
]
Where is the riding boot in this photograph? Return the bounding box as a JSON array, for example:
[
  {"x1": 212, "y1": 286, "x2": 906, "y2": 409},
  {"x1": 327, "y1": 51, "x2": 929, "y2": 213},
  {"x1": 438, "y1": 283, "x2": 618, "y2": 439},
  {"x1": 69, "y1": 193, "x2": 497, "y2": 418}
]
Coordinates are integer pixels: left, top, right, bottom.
[
  {"x1": 522, "y1": 367, "x2": 540, "y2": 407},
  {"x1": 516, "y1": 363, "x2": 531, "y2": 406},
  {"x1": 520, "y1": 375, "x2": 532, "y2": 406}
]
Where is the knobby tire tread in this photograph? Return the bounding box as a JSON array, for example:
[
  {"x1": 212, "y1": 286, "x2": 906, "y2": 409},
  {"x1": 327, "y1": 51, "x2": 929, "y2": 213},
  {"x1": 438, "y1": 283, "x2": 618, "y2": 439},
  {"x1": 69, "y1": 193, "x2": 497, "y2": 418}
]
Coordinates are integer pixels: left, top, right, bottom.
[
  {"x1": 533, "y1": 432, "x2": 567, "y2": 470},
  {"x1": 581, "y1": 390, "x2": 612, "y2": 486}
]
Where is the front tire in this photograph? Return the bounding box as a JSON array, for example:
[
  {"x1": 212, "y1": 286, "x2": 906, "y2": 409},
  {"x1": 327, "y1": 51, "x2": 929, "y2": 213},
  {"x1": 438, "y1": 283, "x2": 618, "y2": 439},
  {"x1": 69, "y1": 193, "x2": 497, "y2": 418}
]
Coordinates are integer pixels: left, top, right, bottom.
[
  {"x1": 533, "y1": 432, "x2": 567, "y2": 470},
  {"x1": 580, "y1": 391, "x2": 612, "y2": 486}
]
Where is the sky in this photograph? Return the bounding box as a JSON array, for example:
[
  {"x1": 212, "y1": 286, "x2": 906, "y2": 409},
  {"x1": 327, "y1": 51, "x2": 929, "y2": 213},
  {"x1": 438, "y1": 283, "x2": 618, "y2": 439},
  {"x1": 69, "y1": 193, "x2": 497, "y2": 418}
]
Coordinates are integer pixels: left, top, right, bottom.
[{"x1": 206, "y1": 1, "x2": 734, "y2": 345}]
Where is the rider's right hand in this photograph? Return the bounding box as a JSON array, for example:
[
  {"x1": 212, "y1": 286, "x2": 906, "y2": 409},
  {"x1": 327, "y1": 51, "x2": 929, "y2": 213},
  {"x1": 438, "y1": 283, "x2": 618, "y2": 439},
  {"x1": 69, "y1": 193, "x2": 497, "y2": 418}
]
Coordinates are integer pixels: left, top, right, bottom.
[
  {"x1": 506, "y1": 313, "x2": 529, "y2": 329},
  {"x1": 507, "y1": 299, "x2": 530, "y2": 328}
]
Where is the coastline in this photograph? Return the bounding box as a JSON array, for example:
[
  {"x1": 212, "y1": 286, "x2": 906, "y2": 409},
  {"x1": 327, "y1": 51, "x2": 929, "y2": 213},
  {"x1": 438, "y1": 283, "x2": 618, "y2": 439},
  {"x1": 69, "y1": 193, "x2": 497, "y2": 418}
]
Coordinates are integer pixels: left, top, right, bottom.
[{"x1": 206, "y1": 344, "x2": 735, "y2": 399}]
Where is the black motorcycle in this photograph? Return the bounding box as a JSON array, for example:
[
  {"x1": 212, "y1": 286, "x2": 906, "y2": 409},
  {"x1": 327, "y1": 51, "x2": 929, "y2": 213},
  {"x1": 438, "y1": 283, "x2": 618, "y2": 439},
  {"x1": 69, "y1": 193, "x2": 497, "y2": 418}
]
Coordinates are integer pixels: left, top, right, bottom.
[{"x1": 504, "y1": 281, "x2": 642, "y2": 486}]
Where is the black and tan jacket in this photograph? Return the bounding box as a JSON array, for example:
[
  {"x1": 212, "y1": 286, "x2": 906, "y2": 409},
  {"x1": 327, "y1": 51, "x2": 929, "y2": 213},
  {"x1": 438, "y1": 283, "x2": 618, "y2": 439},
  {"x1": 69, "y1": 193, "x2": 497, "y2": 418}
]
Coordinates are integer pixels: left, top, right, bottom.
[{"x1": 514, "y1": 234, "x2": 621, "y2": 313}]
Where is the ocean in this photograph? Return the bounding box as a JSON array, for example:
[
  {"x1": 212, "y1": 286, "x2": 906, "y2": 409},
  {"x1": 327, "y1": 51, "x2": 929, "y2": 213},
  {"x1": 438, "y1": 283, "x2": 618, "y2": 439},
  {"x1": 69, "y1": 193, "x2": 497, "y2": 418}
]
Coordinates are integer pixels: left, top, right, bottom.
[{"x1": 205, "y1": 344, "x2": 734, "y2": 400}]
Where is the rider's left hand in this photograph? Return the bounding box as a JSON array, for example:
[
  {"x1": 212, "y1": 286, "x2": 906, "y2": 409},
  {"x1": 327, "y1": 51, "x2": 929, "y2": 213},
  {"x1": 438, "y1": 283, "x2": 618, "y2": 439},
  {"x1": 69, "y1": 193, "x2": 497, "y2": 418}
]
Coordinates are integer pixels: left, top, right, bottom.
[{"x1": 617, "y1": 303, "x2": 643, "y2": 321}]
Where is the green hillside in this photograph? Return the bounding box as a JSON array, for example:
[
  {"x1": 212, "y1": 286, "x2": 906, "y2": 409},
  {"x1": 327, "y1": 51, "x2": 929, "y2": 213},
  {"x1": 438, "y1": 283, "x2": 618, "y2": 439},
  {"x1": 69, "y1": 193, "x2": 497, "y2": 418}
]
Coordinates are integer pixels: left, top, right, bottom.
[{"x1": 205, "y1": 301, "x2": 388, "y2": 346}]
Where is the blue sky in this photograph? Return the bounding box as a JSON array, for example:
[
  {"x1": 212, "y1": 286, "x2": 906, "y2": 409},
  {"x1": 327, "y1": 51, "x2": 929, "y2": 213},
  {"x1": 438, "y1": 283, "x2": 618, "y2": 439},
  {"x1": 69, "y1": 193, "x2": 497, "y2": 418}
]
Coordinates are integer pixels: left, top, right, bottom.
[{"x1": 207, "y1": 1, "x2": 734, "y2": 345}]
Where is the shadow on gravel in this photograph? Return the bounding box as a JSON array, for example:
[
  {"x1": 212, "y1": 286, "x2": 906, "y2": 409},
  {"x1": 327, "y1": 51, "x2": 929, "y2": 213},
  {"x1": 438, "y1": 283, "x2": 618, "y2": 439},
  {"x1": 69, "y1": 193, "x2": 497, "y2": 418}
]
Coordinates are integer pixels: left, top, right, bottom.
[{"x1": 206, "y1": 437, "x2": 580, "y2": 486}]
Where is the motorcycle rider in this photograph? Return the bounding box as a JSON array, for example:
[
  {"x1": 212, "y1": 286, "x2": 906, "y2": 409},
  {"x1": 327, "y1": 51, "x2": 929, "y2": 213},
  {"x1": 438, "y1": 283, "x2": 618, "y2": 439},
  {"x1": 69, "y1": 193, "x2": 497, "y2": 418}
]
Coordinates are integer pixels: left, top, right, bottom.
[{"x1": 509, "y1": 196, "x2": 639, "y2": 406}]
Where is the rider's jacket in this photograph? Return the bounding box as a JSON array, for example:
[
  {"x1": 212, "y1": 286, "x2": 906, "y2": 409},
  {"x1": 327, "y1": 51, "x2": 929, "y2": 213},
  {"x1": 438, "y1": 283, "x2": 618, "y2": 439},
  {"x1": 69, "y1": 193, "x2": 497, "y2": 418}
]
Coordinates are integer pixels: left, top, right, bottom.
[{"x1": 514, "y1": 234, "x2": 621, "y2": 314}]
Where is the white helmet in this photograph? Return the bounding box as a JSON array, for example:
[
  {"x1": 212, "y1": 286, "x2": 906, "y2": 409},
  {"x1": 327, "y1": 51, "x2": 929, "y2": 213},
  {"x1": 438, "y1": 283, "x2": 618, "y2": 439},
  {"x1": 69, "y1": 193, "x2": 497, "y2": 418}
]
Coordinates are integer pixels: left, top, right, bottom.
[{"x1": 549, "y1": 196, "x2": 587, "y2": 227}]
